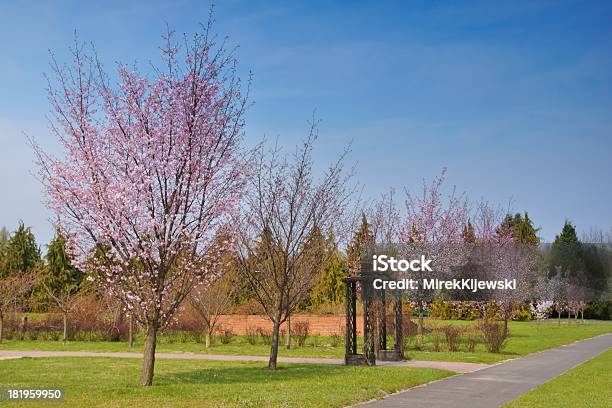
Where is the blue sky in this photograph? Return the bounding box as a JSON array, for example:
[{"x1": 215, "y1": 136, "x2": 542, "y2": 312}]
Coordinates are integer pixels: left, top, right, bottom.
[{"x1": 1, "y1": 0, "x2": 611, "y2": 246}]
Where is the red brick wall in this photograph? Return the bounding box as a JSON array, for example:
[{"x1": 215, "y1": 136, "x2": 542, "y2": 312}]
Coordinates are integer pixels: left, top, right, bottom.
[{"x1": 215, "y1": 315, "x2": 365, "y2": 335}]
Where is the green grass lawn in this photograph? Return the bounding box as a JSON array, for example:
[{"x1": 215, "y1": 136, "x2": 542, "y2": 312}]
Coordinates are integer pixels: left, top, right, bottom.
[
  {"x1": 503, "y1": 348, "x2": 612, "y2": 408},
  {"x1": 0, "y1": 357, "x2": 452, "y2": 407},
  {"x1": 1, "y1": 320, "x2": 609, "y2": 364}
]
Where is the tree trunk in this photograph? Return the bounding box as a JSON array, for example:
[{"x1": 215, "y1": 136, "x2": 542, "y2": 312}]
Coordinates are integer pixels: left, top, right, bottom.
[
  {"x1": 581, "y1": 308, "x2": 584, "y2": 323},
  {"x1": 0, "y1": 313, "x2": 3, "y2": 344},
  {"x1": 20, "y1": 315, "x2": 28, "y2": 340},
  {"x1": 128, "y1": 314, "x2": 134, "y2": 348},
  {"x1": 205, "y1": 331, "x2": 211, "y2": 349},
  {"x1": 503, "y1": 316, "x2": 509, "y2": 337},
  {"x1": 285, "y1": 314, "x2": 291, "y2": 349},
  {"x1": 140, "y1": 323, "x2": 158, "y2": 386},
  {"x1": 62, "y1": 312, "x2": 68, "y2": 344},
  {"x1": 417, "y1": 302, "x2": 424, "y2": 349},
  {"x1": 558, "y1": 309, "x2": 561, "y2": 327},
  {"x1": 268, "y1": 314, "x2": 282, "y2": 370}
]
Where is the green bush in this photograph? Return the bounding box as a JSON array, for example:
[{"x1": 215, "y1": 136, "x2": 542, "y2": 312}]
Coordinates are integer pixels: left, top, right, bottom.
[
  {"x1": 429, "y1": 300, "x2": 480, "y2": 320},
  {"x1": 429, "y1": 300, "x2": 452, "y2": 319},
  {"x1": 585, "y1": 301, "x2": 612, "y2": 320},
  {"x1": 512, "y1": 306, "x2": 532, "y2": 321}
]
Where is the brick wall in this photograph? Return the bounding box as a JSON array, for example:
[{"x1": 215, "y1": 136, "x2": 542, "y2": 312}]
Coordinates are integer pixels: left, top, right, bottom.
[{"x1": 215, "y1": 315, "x2": 364, "y2": 335}]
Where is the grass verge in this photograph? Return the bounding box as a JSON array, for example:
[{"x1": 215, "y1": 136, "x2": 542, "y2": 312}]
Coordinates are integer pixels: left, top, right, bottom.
[
  {"x1": 0, "y1": 357, "x2": 451, "y2": 407},
  {"x1": 503, "y1": 348, "x2": 612, "y2": 407}
]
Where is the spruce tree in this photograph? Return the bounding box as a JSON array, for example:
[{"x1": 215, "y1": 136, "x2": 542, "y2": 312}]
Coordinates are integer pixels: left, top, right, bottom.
[
  {"x1": 549, "y1": 221, "x2": 583, "y2": 278},
  {"x1": 43, "y1": 230, "x2": 85, "y2": 342},
  {"x1": 514, "y1": 212, "x2": 540, "y2": 245},
  {"x1": 0, "y1": 227, "x2": 9, "y2": 277},
  {"x1": 44, "y1": 231, "x2": 84, "y2": 297},
  {"x1": 4, "y1": 222, "x2": 41, "y2": 277},
  {"x1": 496, "y1": 212, "x2": 540, "y2": 245},
  {"x1": 310, "y1": 230, "x2": 348, "y2": 307}
]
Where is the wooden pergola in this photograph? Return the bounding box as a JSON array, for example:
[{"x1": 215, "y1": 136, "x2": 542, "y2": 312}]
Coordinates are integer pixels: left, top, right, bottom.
[{"x1": 342, "y1": 272, "x2": 403, "y2": 366}]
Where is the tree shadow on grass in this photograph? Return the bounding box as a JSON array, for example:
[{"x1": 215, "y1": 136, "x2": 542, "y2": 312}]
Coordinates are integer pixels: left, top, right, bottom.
[
  {"x1": 507, "y1": 332, "x2": 530, "y2": 338},
  {"x1": 155, "y1": 364, "x2": 356, "y2": 386}
]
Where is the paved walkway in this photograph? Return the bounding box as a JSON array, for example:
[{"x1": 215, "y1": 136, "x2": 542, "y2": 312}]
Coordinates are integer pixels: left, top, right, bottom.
[
  {"x1": 0, "y1": 350, "x2": 487, "y2": 373},
  {"x1": 360, "y1": 333, "x2": 612, "y2": 407}
]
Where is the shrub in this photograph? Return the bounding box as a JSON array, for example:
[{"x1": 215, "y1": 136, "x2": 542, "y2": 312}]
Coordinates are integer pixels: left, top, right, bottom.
[
  {"x1": 440, "y1": 325, "x2": 462, "y2": 352},
  {"x1": 453, "y1": 302, "x2": 481, "y2": 320},
  {"x1": 193, "y1": 331, "x2": 204, "y2": 344},
  {"x1": 465, "y1": 333, "x2": 481, "y2": 352},
  {"x1": 330, "y1": 327, "x2": 343, "y2": 347},
  {"x1": 26, "y1": 331, "x2": 39, "y2": 341},
  {"x1": 178, "y1": 331, "x2": 194, "y2": 343},
  {"x1": 430, "y1": 332, "x2": 442, "y2": 352},
  {"x1": 482, "y1": 303, "x2": 502, "y2": 320},
  {"x1": 216, "y1": 326, "x2": 235, "y2": 344},
  {"x1": 245, "y1": 326, "x2": 258, "y2": 345},
  {"x1": 293, "y1": 321, "x2": 310, "y2": 347},
  {"x1": 403, "y1": 333, "x2": 415, "y2": 351},
  {"x1": 512, "y1": 306, "x2": 531, "y2": 321},
  {"x1": 256, "y1": 327, "x2": 272, "y2": 345},
  {"x1": 585, "y1": 300, "x2": 612, "y2": 320},
  {"x1": 478, "y1": 320, "x2": 508, "y2": 353},
  {"x1": 429, "y1": 301, "x2": 481, "y2": 320},
  {"x1": 429, "y1": 300, "x2": 453, "y2": 319},
  {"x1": 312, "y1": 334, "x2": 321, "y2": 348}
]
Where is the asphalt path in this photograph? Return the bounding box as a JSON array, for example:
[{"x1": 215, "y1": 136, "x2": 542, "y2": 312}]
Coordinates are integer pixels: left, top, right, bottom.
[{"x1": 360, "y1": 333, "x2": 612, "y2": 407}]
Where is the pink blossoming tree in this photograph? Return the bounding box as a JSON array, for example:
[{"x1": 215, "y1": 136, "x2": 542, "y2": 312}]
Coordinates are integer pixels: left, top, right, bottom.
[
  {"x1": 400, "y1": 169, "x2": 468, "y2": 347},
  {"x1": 32, "y1": 21, "x2": 248, "y2": 385},
  {"x1": 472, "y1": 201, "x2": 541, "y2": 334}
]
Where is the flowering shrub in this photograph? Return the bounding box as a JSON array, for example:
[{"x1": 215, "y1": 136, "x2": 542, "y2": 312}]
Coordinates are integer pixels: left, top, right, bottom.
[{"x1": 531, "y1": 301, "x2": 554, "y2": 320}]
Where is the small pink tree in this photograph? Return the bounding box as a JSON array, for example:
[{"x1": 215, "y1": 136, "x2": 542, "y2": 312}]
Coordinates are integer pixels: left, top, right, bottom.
[
  {"x1": 32, "y1": 21, "x2": 248, "y2": 385},
  {"x1": 400, "y1": 169, "x2": 468, "y2": 347},
  {"x1": 369, "y1": 189, "x2": 401, "y2": 245}
]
